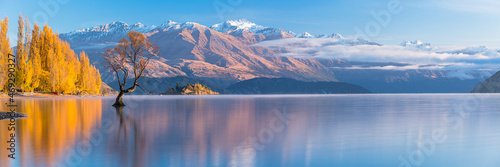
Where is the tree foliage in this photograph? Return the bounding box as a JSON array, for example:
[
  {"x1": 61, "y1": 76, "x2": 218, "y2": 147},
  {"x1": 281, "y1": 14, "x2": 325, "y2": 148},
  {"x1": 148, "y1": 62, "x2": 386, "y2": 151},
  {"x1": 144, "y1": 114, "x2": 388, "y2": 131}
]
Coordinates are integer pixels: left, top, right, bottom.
[
  {"x1": 104, "y1": 31, "x2": 159, "y2": 106},
  {"x1": 0, "y1": 16, "x2": 11, "y2": 90},
  {"x1": 0, "y1": 15, "x2": 102, "y2": 94}
]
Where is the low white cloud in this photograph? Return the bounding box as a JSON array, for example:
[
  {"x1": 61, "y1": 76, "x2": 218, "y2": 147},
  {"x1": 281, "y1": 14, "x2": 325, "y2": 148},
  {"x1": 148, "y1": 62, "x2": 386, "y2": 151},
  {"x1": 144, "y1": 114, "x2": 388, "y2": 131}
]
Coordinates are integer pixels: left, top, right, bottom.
[
  {"x1": 254, "y1": 38, "x2": 500, "y2": 70},
  {"x1": 330, "y1": 64, "x2": 446, "y2": 70},
  {"x1": 447, "y1": 70, "x2": 477, "y2": 80}
]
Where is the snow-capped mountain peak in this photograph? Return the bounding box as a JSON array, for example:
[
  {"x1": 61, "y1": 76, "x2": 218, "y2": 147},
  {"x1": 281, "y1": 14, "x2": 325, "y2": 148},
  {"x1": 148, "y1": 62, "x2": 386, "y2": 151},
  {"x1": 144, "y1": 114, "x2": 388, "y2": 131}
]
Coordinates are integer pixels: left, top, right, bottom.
[
  {"x1": 161, "y1": 20, "x2": 178, "y2": 26},
  {"x1": 330, "y1": 33, "x2": 344, "y2": 40},
  {"x1": 210, "y1": 19, "x2": 296, "y2": 40},
  {"x1": 298, "y1": 33, "x2": 344, "y2": 39},
  {"x1": 130, "y1": 22, "x2": 153, "y2": 32},
  {"x1": 465, "y1": 46, "x2": 489, "y2": 52},
  {"x1": 296, "y1": 32, "x2": 314, "y2": 38},
  {"x1": 225, "y1": 19, "x2": 257, "y2": 29},
  {"x1": 77, "y1": 21, "x2": 129, "y2": 33},
  {"x1": 132, "y1": 22, "x2": 145, "y2": 27},
  {"x1": 61, "y1": 19, "x2": 348, "y2": 47},
  {"x1": 210, "y1": 18, "x2": 265, "y2": 33},
  {"x1": 69, "y1": 21, "x2": 155, "y2": 35},
  {"x1": 400, "y1": 40, "x2": 437, "y2": 51},
  {"x1": 444, "y1": 46, "x2": 495, "y2": 55},
  {"x1": 154, "y1": 20, "x2": 207, "y2": 31},
  {"x1": 401, "y1": 40, "x2": 423, "y2": 46}
]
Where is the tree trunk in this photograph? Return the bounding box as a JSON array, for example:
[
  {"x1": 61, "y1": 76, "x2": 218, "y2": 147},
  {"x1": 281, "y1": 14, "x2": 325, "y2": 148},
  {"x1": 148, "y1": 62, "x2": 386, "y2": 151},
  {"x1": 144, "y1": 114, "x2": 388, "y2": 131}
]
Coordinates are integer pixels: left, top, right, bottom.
[{"x1": 113, "y1": 91, "x2": 126, "y2": 106}]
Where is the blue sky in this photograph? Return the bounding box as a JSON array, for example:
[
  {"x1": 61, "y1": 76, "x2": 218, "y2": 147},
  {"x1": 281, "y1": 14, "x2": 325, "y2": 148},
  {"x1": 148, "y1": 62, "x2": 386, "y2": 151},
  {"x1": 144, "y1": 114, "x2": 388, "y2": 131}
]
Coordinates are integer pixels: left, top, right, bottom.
[{"x1": 1, "y1": 0, "x2": 500, "y2": 48}]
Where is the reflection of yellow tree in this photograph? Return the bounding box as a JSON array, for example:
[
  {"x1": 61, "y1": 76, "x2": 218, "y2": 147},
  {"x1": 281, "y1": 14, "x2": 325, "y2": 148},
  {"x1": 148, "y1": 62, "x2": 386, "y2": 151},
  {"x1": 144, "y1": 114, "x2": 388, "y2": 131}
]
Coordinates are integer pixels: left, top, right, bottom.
[{"x1": 0, "y1": 98, "x2": 102, "y2": 166}]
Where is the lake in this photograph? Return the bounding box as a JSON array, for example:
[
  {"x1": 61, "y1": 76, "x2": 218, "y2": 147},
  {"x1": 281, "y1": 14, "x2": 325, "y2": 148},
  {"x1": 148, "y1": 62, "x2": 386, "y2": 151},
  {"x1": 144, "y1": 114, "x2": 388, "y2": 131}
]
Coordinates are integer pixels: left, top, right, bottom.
[{"x1": 1, "y1": 94, "x2": 500, "y2": 167}]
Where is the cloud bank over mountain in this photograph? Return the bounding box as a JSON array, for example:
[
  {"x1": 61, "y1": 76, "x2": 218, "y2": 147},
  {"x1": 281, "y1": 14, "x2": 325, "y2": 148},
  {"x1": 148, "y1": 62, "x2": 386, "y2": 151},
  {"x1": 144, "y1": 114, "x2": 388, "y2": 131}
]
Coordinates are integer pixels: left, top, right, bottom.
[{"x1": 254, "y1": 38, "x2": 500, "y2": 70}]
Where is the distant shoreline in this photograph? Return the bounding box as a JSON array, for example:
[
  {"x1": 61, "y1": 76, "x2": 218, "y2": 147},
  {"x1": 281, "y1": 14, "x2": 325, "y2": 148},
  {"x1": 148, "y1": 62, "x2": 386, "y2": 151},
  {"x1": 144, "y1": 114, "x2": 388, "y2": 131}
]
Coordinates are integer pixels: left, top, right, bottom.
[{"x1": 0, "y1": 93, "x2": 109, "y2": 99}]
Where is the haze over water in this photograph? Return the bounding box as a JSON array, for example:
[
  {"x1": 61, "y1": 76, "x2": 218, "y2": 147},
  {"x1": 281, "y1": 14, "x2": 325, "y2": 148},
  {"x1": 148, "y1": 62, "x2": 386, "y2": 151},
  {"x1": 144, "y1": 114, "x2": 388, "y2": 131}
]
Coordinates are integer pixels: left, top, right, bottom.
[{"x1": 1, "y1": 94, "x2": 500, "y2": 167}]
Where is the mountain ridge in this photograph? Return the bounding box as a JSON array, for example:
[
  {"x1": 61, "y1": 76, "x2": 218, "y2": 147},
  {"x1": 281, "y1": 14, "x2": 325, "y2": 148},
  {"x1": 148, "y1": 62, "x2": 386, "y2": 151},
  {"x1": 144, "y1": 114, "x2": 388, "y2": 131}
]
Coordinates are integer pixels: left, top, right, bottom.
[
  {"x1": 227, "y1": 78, "x2": 371, "y2": 94},
  {"x1": 59, "y1": 19, "x2": 490, "y2": 93},
  {"x1": 63, "y1": 19, "x2": 340, "y2": 87}
]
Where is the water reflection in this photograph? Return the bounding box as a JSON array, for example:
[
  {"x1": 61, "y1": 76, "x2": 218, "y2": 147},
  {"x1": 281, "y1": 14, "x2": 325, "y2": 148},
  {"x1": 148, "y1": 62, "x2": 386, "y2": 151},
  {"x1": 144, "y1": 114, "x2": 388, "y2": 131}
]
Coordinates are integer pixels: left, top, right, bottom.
[
  {"x1": 102, "y1": 97, "x2": 282, "y2": 167},
  {"x1": 0, "y1": 98, "x2": 102, "y2": 167},
  {"x1": 1, "y1": 95, "x2": 500, "y2": 167}
]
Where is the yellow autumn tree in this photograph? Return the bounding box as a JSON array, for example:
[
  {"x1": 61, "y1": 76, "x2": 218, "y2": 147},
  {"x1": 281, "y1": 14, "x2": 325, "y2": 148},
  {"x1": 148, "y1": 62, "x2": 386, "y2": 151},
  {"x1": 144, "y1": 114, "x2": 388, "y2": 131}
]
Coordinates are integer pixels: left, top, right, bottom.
[
  {"x1": 15, "y1": 14, "x2": 32, "y2": 92},
  {"x1": 38, "y1": 24, "x2": 53, "y2": 91},
  {"x1": 95, "y1": 70, "x2": 102, "y2": 94},
  {"x1": 60, "y1": 41, "x2": 78, "y2": 93},
  {"x1": 78, "y1": 51, "x2": 89, "y2": 92},
  {"x1": 0, "y1": 16, "x2": 11, "y2": 91},
  {"x1": 77, "y1": 51, "x2": 100, "y2": 94},
  {"x1": 89, "y1": 65, "x2": 101, "y2": 94},
  {"x1": 11, "y1": 15, "x2": 103, "y2": 95},
  {"x1": 50, "y1": 33, "x2": 63, "y2": 92},
  {"x1": 29, "y1": 23, "x2": 42, "y2": 92}
]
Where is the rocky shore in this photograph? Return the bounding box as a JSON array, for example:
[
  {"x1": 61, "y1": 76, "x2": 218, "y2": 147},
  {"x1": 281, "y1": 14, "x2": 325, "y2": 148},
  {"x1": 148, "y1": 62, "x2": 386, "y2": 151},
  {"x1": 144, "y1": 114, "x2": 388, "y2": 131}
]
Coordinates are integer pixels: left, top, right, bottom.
[{"x1": 0, "y1": 112, "x2": 27, "y2": 120}]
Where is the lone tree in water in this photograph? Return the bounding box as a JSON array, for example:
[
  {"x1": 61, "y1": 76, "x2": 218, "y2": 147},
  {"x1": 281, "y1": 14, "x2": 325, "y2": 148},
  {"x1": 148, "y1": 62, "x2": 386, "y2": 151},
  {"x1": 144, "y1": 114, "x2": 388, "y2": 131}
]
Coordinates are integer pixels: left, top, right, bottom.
[{"x1": 104, "y1": 31, "x2": 159, "y2": 106}]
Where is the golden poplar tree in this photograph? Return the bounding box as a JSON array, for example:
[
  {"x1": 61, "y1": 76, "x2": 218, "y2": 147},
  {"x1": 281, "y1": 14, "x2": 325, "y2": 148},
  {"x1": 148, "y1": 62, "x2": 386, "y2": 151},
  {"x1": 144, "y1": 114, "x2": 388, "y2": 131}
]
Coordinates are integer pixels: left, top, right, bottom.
[
  {"x1": 61, "y1": 41, "x2": 78, "y2": 93},
  {"x1": 0, "y1": 16, "x2": 11, "y2": 91},
  {"x1": 50, "y1": 34, "x2": 62, "y2": 92},
  {"x1": 7, "y1": 15, "x2": 103, "y2": 95},
  {"x1": 38, "y1": 24, "x2": 53, "y2": 91},
  {"x1": 77, "y1": 51, "x2": 87, "y2": 92},
  {"x1": 29, "y1": 23, "x2": 42, "y2": 92},
  {"x1": 23, "y1": 18, "x2": 34, "y2": 92},
  {"x1": 88, "y1": 65, "x2": 95, "y2": 93},
  {"x1": 95, "y1": 70, "x2": 102, "y2": 94},
  {"x1": 16, "y1": 14, "x2": 31, "y2": 92}
]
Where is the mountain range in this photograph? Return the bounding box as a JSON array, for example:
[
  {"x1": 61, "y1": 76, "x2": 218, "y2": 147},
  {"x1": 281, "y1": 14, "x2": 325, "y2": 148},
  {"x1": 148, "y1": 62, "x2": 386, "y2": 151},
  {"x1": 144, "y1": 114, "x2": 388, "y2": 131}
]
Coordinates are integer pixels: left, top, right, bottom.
[
  {"x1": 59, "y1": 19, "x2": 494, "y2": 93},
  {"x1": 471, "y1": 71, "x2": 500, "y2": 93},
  {"x1": 227, "y1": 78, "x2": 371, "y2": 94}
]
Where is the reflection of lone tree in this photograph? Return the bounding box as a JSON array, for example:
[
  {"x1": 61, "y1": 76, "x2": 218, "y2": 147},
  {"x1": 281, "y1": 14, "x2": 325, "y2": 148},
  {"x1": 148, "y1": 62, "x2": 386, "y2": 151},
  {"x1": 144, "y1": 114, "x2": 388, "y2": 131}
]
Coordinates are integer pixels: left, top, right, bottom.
[
  {"x1": 104, "y1": 31, "x2": 159, "y2": 106},
  {"x1": 113, "y1": 106, "x2": 144, "y2": 166}
]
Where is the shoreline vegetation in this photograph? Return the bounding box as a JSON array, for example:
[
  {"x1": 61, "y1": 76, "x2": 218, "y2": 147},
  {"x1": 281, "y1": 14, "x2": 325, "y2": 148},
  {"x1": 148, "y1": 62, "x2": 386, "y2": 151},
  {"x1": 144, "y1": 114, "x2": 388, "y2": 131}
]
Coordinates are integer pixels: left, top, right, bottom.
[
  {"x1": 0, "y1": 15, "x2": 103, "y2": 97},
  {"x1": 0, "y1": 82, "x2": 119, "y2": 98},
  {"x1": 163, "y1": 83, "x2": 219, "y2": 95}
]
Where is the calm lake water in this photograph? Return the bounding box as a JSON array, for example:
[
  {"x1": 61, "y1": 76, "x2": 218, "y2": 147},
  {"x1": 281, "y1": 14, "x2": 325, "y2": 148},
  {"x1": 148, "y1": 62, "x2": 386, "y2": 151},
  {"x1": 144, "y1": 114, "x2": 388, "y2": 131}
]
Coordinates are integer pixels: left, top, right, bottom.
[{"x1": 1, "y1": 94, "x2": 500, "y2": 167}]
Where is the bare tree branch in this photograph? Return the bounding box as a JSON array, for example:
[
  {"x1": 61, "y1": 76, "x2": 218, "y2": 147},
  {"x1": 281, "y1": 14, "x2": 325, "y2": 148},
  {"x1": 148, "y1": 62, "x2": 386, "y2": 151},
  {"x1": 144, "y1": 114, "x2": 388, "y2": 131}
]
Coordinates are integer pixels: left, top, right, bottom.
[{"x1": 103, "y1": 31, "x2": 160, "y2": 106}]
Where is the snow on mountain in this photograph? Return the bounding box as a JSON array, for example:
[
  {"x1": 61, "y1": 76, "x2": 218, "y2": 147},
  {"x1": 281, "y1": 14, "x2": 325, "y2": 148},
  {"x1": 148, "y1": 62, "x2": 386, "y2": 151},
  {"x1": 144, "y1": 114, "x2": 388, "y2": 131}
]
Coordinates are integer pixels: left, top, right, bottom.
[
  {"x1": 159, "y1": 20, "x2": 178, "y2": 28},
  {"x1": 130, "y1": 22, "x2": 153, "y2": 32},
  {"x1": 298, "y1": 33, "x2": 345, "y2": 39},
  {"x1": 210, "y1": 19, "x2": 265, "y2": 33},
  {"x1": 57, "y1": 19, "x2": 492, "y2": 93},
  {"x1": 444, "y1": 46, "x2": 499, "y2": 56},
  {"x1": 324, "y1": 37, "x2": 382, "y2": 46},
  {"x1": 61, "y1": 21, "x2": 157, "y2": 47},
  {"x1": 296, "y1": 32, "x2": 314, "y2": 38},
  {"x1": 156, "y1": 21, "x2": 206, "y2": 31},
  {"x1": 64, "y1": 20, "x2": 208, "y2": 38},
  {"x1": 62, "y1": 19, "x2": 352, "y2": 46},
  {"x1": 453, "y1": 46, "x2": 489, "y2": 55},
  {"x1": 400, "y1": 41, "x2": 499, "y2": 57},
  {"x1": 400, "y1": 40, "x2": 437, "y2": 51},
  {"x1": 210, "y1": 19, "x2": 295, "y2": 40},
  {"x1": 311, "y1": 33, "x2": 345, "y2": 40},
  {"x1": 330, "y1": 33, "x2": 344, "y2": 40},
  {"x1": 60, "y1": 19, "x2": 357, "y2": 48},
  {"x1": 69, "y1": 21, "x2": 151, "y2": 35},
  {"x1": 315, "y1": 34, "x2": 327, "y2": 38},
  {"x1": 60, "y1": 20, "x2": 211, "y2": 47}
]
